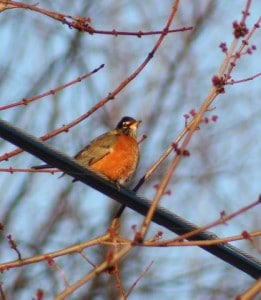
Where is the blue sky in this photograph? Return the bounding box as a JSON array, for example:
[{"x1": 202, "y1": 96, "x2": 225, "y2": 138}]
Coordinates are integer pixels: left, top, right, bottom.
[{"x1": 0, "y1": 1, "x2": 260, "y2": 299}]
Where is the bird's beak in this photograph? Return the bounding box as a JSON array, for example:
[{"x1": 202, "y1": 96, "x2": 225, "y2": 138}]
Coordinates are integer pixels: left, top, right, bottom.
[{"x1": 133, "y1": 120, "x2": 142, "y2": 128}]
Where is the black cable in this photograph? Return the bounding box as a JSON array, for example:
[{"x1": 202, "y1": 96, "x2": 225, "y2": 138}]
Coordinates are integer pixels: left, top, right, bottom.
[{"x1": 0, "y1": 118, "x2": 260, "y2": 279}]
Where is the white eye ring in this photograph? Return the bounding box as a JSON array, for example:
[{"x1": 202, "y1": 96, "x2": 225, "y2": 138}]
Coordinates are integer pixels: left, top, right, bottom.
[{"x1": 123, "y1": 121, "x2": 131, "y2": 127}]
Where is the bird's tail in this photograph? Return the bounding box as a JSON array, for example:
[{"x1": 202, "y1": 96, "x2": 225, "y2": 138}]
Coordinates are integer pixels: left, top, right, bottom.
[{"x1": 31, "y1": 164, "x2": 54, "y2": 170}]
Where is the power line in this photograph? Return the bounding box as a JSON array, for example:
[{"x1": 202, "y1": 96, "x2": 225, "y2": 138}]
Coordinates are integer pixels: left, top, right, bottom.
[{"x1": 0, "y1": 118, "x2": 260, "y2": 279}]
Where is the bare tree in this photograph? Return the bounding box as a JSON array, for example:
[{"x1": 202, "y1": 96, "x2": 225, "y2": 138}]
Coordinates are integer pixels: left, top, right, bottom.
[{"x1": 0, "y1": 1, "x2": 260, "y2": 299}]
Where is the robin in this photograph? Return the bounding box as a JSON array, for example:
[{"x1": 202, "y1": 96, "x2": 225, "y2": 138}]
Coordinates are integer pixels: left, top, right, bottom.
[{"x1": 33, "y1": 116, "x2": 141, "y2": 186}]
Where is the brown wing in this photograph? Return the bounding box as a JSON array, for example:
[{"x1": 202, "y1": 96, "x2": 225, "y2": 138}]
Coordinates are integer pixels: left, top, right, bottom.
[{"x1": 74, "y1": 131, "x2": 118, "y2": 167}]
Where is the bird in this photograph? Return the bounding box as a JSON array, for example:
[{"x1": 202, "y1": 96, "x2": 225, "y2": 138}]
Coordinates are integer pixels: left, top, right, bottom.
[{"x1": 32, "y1": 116, "x2": 141, "y2": 186}]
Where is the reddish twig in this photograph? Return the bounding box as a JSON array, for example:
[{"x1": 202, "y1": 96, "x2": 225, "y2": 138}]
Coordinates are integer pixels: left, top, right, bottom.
[
  {"x1": 6, "y1": 234, "x2": 22, "y2": 260},
  {"x1": 227, "y1": 72, "x2": 261, "y2": 85},
  {"x1": 236, "y1": 278, "x2": 261, "y2": 300},
  {"x1": 135, "y1": 4, "x2": 260, "y2": 241},
  {"x1": 0, "y1": 1, "x2": 192, "y2": 36},
  {"x1": 141, "y1": 231, "x2": 261, "y2": 248},
  {"x1": 79, "y1": 251, "x2": 96, "y2": 268},
  {"x1": 0, "y1": 1, "x2": 191, "y2": 164},
  {"x1": 153, "y1": 197, "x2": 261, "y2": 245},
  {"x1": 0, "y1": 168, "x2": 59, "y2": 174},
  {"x1": 90, "y1": 27, "x2": 193, "y2": 37},
  {"x1": 113, "y1": 262, "x2": 125, "y2": 299},
  {"x1": 45, "y1": 256, "x2": 70, "y2": 287},
  {"x1": 225, "y1": 16, "x2": 261, "y2": 80},
  {"x1": 0, "y1": 64, "x2": 105, "y2": 111},
  {"x1": 125, "y1": 261, "x2": 154, "y2": 298}
]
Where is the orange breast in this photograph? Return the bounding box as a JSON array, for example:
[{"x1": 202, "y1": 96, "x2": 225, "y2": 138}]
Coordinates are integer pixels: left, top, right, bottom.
[{"x1": 90, "y1": 135, "x2": 139, "y2": 184}]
